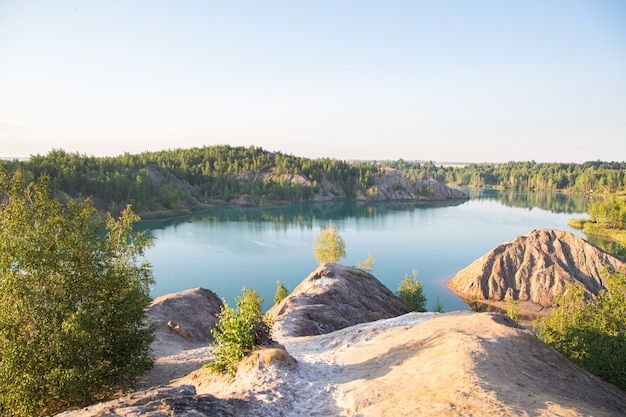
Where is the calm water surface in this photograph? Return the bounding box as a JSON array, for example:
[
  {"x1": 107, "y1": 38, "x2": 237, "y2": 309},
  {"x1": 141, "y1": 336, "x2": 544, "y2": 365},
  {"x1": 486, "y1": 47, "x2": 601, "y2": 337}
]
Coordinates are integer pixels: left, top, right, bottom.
[{"x1": 138, "y1": 190, "x2": 588, "y2": 312}]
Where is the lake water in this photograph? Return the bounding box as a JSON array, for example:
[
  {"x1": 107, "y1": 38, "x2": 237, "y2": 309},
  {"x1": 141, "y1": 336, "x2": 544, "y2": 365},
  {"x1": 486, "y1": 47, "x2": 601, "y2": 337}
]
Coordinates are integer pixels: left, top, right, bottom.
[{"x1": 138, "y1": 190, "x2": 589, "y2": 312}]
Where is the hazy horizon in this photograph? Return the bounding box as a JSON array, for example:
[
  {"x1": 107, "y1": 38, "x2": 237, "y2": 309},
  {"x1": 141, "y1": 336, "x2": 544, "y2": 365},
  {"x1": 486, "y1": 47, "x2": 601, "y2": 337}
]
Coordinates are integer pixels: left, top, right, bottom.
[{"x1": 2, "y1": 144, "x2": 623, "y2": 166}]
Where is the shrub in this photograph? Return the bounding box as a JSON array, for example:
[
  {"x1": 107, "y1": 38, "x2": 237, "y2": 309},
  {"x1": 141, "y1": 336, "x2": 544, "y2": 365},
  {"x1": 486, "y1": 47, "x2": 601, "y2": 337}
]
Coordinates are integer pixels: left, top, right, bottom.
[
  {"x1": 432, "y1": 298, "x2": 445, "y2": 313},
  {"x1": 313, "y1": 223, "x2": 347, "y2": 264},
  {"x1": 536, "y1": 268, "x2": 626, "y2": 390},
  {"x1": 397, "y1": 270, "x2": 428, "y2": 312},
  {"x1": 274, "y1": 280, "x2": 290, "y2": 303},
  {"x1": 208, "y1": 287, "x2": 274, "y2": 377},
  {"x1": 0, "y1": 172, "x2": 154, "y2": 417},
  {"x1": 356, "y1": 253, "x2": 376, "y2": 271},
  {"x1": 504, "y1": 291, "x2": 521, "y2": 323}
]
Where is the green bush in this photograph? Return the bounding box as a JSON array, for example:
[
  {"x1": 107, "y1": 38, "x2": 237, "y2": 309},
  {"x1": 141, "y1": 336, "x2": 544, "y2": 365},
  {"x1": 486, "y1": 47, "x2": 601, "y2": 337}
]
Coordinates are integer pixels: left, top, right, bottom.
[
  {"x1": 208, "y1": 287, "x2": 274, "y2": 377},
  {"x1": 536, "y1": 268, "x2": 626, "y2": 390},
  {"x1": 274, "y1": 281, "x2": 290, "y2": 303},
  {"x1": 356, "y1": 253, "x2": 376, "y2": 272},
  {"x1": 0, "y1": 172, "x2": 155, "y2": 417},
  {"x1": 397, "y1": 270, "x2": 428, "y2": 312},
  {"x1": 432, "y1": 298, "x2": 445, "y2": 313},
  {"x1": 504, "y1": 292, "x2": 521, "y2": 323}
]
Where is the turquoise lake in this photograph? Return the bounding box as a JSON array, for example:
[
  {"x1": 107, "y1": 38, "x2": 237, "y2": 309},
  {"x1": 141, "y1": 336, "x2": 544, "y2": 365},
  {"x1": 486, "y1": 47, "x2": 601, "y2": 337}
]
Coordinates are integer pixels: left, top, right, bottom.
[{"x1": 138, "y1": 189, "x2": 589, "y2": 312}]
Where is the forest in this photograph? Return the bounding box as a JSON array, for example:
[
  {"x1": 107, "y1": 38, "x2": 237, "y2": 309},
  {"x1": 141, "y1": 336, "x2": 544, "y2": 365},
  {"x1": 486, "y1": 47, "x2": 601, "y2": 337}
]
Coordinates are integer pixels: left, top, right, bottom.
[
  {"x1": 387, "y1": 159, "x2": 626, "y2": 193},
  {"x1": 1, "y1": 145, "x2": 625, "y2": 218}
]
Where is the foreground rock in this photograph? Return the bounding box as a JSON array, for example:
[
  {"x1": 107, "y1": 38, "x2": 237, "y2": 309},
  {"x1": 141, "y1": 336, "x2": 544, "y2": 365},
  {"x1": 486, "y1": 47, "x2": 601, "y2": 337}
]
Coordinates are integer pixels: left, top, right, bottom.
[
  {"x1": 266, "y1": 262, "x2": 410, "y2": 338},
  {"x1": 177, "y1": 312, "x2": 626, "y2": 417},
  {"x1": 448, "y1": 228, "x2": 624, "y2": 314},
  {"x1": 58, "y1": 261, "x2": 626, "y2": 416},
  {"x1": 55, "y1": 385, "x2": 261, "y2": 417},
  {"x1": 147, "y1": 287, "x2": 222, "y2": 358},
  {"x1": 58, "y1": 312, "x2": 626, "y2": 416},
  {"x1": 138, "y1": 287, "x2": 222, "y2": 388}
]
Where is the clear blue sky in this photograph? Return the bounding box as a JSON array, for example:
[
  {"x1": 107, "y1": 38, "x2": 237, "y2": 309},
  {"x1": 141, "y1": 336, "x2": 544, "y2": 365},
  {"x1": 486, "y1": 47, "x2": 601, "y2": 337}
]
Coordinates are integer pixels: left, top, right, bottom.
[{"x1": 1, "y1": 1, "x2": 625, "y2": 163}]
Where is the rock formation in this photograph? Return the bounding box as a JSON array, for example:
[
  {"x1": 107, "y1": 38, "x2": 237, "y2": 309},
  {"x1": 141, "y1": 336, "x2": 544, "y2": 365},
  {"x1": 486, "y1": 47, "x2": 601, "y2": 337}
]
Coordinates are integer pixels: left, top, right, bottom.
[
  {"x1": 448, "y1": 228, "x2": 625, "y2": 309},
  {"x1": 147, "y1": 287, "x2": 223, "y2": 358},
  {"x1": 355, "y1": 167, "x2": 468, "y2": 201},
  {"x1": 136, "y1": 287, "x2": 223, "y2": 389},
  {"x1": 55, "y1": 257, "x2": 626, "y2": 417},
  {"x1": 266, "y1": 262, "x2": 411, "y2": 338},
  {"x1": 55, "y1": 385, "x2": 260, "y2": 417},
  {"x1": 236, "y1": 167, "x2": 468, "y2": 204},
  {"x1": 60, "y1": 312, "x2": 626, "y2": 417}
]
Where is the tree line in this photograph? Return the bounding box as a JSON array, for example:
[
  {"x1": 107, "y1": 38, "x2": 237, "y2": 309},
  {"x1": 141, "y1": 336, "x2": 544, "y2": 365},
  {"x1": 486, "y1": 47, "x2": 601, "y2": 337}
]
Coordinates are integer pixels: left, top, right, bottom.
[
  {"x1": 386, "y1": 159, "x2": 626, "y2": 193},
  {"x1": 0, "y1": 146, "x2": 380, "y2": 216},
  {"x1": 1, "y1": 146, "x2": 624, "y2": 217}
]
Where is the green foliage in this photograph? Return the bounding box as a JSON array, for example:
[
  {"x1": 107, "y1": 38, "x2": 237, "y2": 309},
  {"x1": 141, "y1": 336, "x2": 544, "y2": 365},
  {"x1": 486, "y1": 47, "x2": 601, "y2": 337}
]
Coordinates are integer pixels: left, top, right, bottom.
[
  {"x1": 468, "y1": 296, "x2": 488, "y2": 312},
  {"x1": 588, "y1": 197, "x2": 626, "y2": 229},
  {"x1": 396, "y1": 270, "x2": 428, "y2": 312},
  {"x1": 569, "y1": 198, "x2": 626, "y2": 257},
  {"x1": 356, "y1": 253, "x2": 375, "y2": 271},
  {"x1": 568, "y1": 218, "x2": 588, "y2": 229},
  {"x1": 536, "y1": 269, "x2": 626, "y2": 390},
  {"x1": 383, "y1": 159, "x2": 626, "y2": 193},
  {"x1": 313, "y1": 223, "x2": 347, "y2": 264},
  {"x1": 504, "y1": 292, "x2": 521, "y2": 323},
  {"x1": 208, "y1": 287, "x2": 273, "y2": 377},
  {"x1": 274, "y1": 280, "x2": 290, "y2": 303},
  {"x1": 2, "y1": 148, "x2": 623, "y2": 219},
  {"x1": 432, "y1": 298, "x2": 445, "y2": 313},
  {"x1": 0, "y1": 171, "x2": 155, "y2": 417}
]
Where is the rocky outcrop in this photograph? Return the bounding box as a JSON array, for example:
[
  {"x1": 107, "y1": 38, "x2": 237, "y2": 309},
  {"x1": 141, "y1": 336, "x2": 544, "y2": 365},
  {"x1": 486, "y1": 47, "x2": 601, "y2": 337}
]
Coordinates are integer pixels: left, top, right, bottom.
[
  {"x1": 266, "y1": 263, "x2": 410, "y2": 338},
  {"x1": 147, "y1": 287, "x2": 223, "y2": 358},
  {"x1": 355, "y1": 167, "x2": 468, "y2": 201},
  {"x1": 231, "y1": 193, "x2": 256, "y2": 207},
  {"x1": 58, "y1": 280, "x2": 626, "y2": 416},
  {"x1": 448, "y1": 228, "x2": 625, "y2": 308},
  {"x1": 236, "y1": 168, "x2": 467, "y2": 205},
  {"x1": 55, "y1": 385, "x2": 261, "y2": 417},
  {"x1": 83, "y1": 312, "x2": 625, "y2": 417},
  {"x1": 136, "y1": 288, "x2": 223, "y2": 389},
  {"x1": 142, "y1": 164, "x2": 196, "y2": 195}
]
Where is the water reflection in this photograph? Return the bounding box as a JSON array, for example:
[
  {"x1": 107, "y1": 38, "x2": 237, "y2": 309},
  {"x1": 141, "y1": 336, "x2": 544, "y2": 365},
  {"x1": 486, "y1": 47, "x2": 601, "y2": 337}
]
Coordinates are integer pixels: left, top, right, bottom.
[
  {"x1": 462, "y1": 188, "x2": 591, "y2": 214},
  {"x1": 137, "y1": 199, "x2": 468, "y2": 231}
]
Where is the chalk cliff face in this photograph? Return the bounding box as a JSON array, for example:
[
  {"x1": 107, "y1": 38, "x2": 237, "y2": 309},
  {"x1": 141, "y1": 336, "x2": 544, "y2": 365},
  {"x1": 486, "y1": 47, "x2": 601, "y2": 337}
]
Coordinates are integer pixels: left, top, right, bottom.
[
  {"x1": 266, "y1": 262, "x2": 410, "y2": 338},
  {"x1": 448, "y1": 228, "x2": 624, "y2": 307},
  {"x1": 236, "y1": 167, "x2": 468, "y2": 204},
  {"x1": 354, "y1": 168, "x2": 468, "y2": 201}
]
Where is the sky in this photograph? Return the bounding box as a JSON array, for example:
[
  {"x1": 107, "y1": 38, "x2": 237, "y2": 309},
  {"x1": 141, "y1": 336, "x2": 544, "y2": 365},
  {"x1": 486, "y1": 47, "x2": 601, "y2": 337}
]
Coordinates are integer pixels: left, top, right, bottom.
[{"x1": 1, "y1": 1, "x2": 625, "y2": 163}]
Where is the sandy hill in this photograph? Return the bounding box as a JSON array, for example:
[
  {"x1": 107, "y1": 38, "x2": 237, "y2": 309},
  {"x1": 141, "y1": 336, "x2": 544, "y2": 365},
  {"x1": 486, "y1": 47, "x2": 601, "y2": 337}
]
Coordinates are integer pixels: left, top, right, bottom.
[{"x1": 58, "y1": 264, "x2": 626, "y2": 417}]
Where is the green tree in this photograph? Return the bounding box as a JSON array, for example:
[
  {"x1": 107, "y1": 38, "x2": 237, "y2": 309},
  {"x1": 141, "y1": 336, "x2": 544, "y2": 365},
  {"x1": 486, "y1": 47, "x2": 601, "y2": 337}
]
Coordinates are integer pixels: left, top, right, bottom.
[
  {"x1": 504, "y1": 291, "x2": 521, "y2": 323},
  {"x1": 397, "y1": 270, "x2": 428, "y2": 312},
  {"x1": 313, "y1": 223, "x2": 347, "y2": 264},
  {"x1": 274, "y1": 280, "x2": 290, "y2": 303},
  {"x1": 208, "y1": 287, "x2": 273, "y2": 377},
  {"x1": 356, "y1": 253, "x2": 375, "y2": 271},
  {"x1": 432, "y1": 298, "x2": 445, "y2": 313},
  {"x1": 536, "y1": 269, "x2": 626, "y2": 390},
  {"x1": 0, "y1": 172, "x2": 155, "y2": 417}
]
